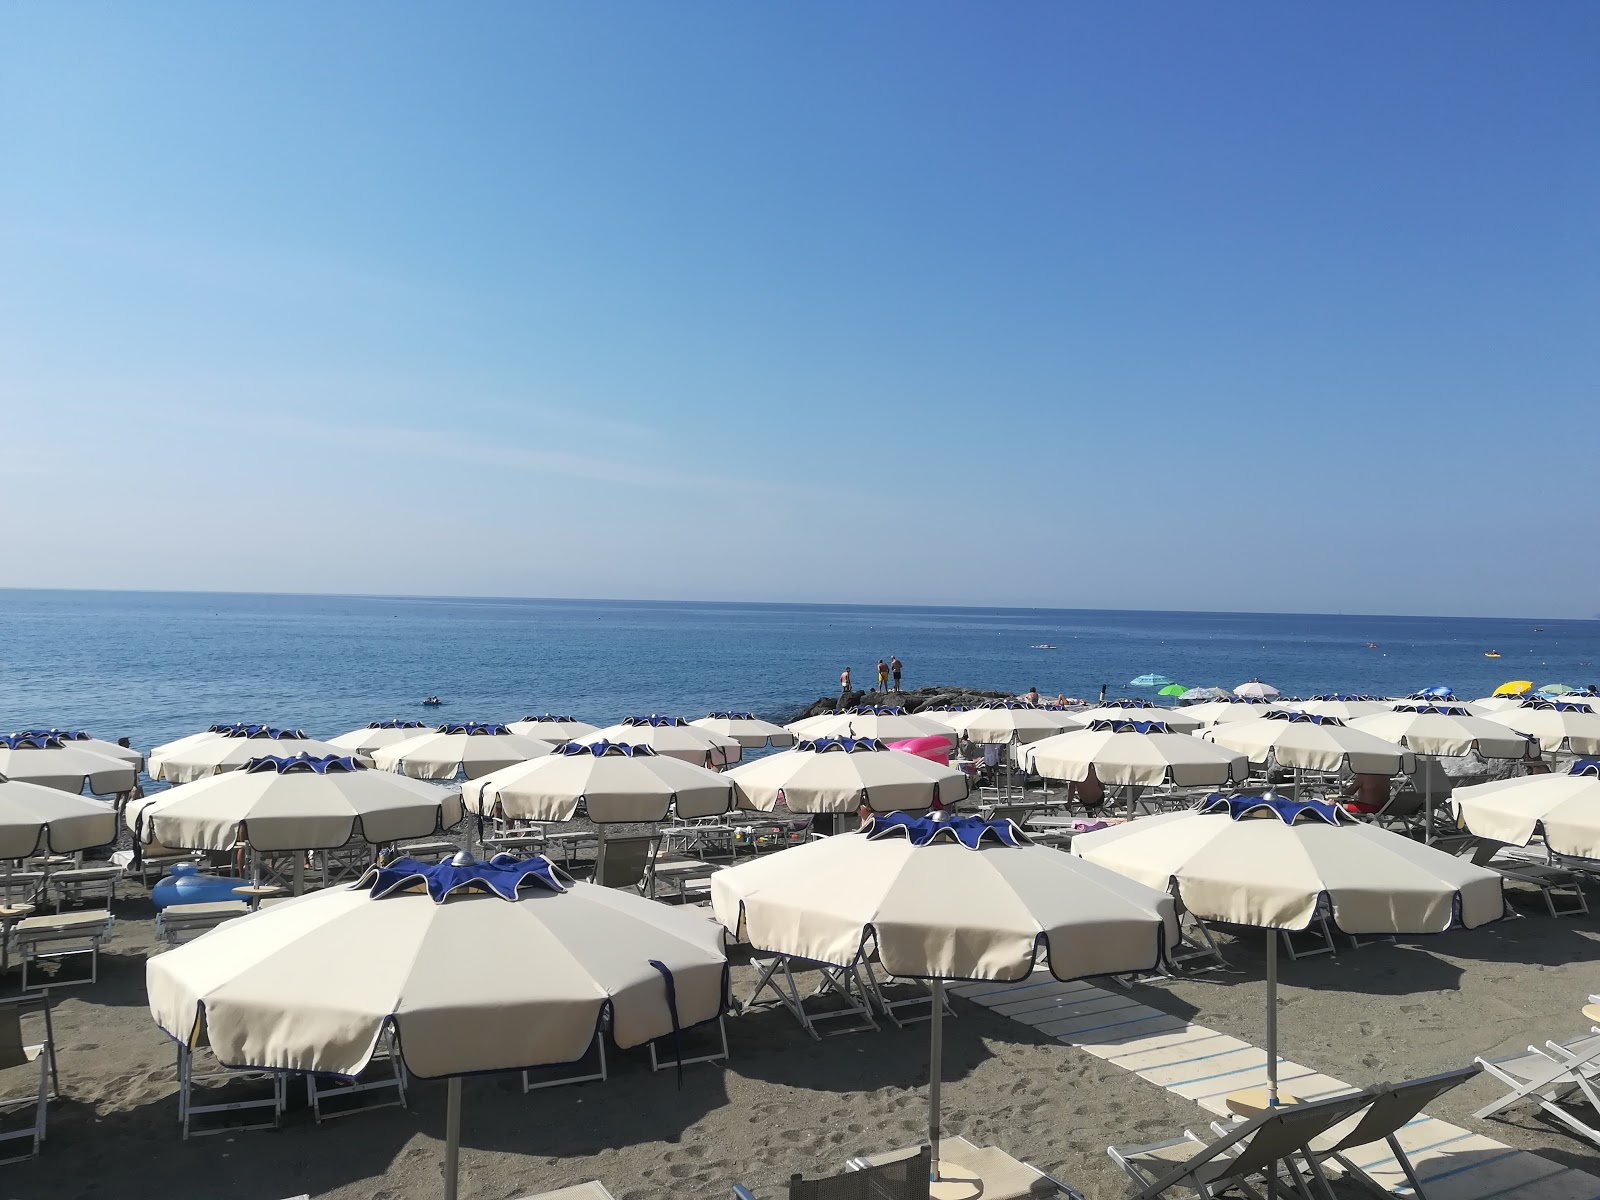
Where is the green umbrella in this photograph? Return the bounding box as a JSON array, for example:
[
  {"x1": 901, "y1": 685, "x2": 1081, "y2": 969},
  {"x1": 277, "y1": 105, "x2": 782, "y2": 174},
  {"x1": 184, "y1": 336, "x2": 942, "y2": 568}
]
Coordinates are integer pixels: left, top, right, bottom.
[{"x1": 1158, "y1": 684, "x2": 1188, "y2": 697}]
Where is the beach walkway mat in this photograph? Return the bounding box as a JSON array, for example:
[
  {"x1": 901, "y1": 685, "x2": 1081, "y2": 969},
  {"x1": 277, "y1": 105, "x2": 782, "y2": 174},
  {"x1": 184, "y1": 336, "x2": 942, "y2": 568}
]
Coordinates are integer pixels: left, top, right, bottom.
[{"x1": 951, "y1": 975, "x2": 1600, "y2": 1200}]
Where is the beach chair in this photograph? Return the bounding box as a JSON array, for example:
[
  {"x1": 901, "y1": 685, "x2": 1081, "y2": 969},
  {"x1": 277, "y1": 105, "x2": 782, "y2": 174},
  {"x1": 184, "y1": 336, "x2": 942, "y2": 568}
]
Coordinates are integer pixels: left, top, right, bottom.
[
  {"x1": 177, "y1": 1033, "x2": 287, "y2": 1139},
  {"x1": 15, "y1": 910, "x2": 112, "y2": 990},
  {"x1": 0, "y1": 996, "x2": 55, "y2": 1164},
  {"x1": 859, "y1": 952, "x2": 954, "y2": 1028},
  {"x1": 742, "y1": 955, "x2": 879, "y2": 1038},
  {"x1": 1452, "y1": 838, "x2": 1588, "y2": 917},
  {"x1": 305, "y1": 1026, "x2": 406, "y2": 1120},
  {"x1": 156, "y1": 901, "x2": 250, "y2": 946},
  {"x1": 314, "y1": 842, "x2": 374, "y2": 886},
  {"x1": 512, "y1": 1184, "x2": 618, "y2": 1200},
  {"x1": 1108, "y1": 1088, "x2": 1374, "y2": 1200},
  {"x1": 523, "y1": 1030, "x2": 608, "y2": 1093},
  {"x1": 844, "y1": 1138, "x2": 1078, "y2": 1198},
  {"x1": 0, "y1": 868, "x2": 46, "y2": 908},
  {"x1": 734, "y1": 1145, "x2": 933, "y2": 1199},
  {"x1": 44, "y1": 865, "x2": 120, "y2": 912},
  {"x1": 593, "y1": 833, "x2": 662, "y2": 893},
  {"x1": 1473, "y1": 1029, "x2": 1600, "y2": 1146}
]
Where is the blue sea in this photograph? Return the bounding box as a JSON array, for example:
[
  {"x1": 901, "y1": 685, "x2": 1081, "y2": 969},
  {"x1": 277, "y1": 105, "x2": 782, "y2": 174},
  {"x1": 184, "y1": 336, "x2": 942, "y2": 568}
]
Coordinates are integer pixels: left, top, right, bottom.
[{"x1": 1, "y1": 589, "x2": 1596, "y2": 754}]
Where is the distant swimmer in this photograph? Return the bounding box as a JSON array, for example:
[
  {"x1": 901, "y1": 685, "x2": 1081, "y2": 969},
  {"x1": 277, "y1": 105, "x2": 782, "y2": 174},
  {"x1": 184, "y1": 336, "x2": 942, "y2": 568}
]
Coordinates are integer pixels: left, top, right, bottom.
[{"x1": 1366, "y1": 642, "x2": 1378, "y2": 649}]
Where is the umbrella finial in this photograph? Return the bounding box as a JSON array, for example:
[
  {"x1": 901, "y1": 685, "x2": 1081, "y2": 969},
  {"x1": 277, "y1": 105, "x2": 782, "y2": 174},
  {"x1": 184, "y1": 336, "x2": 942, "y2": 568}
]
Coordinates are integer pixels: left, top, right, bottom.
[{"x1": 451, "y1": 850, "x2": 473, "y2": 867}]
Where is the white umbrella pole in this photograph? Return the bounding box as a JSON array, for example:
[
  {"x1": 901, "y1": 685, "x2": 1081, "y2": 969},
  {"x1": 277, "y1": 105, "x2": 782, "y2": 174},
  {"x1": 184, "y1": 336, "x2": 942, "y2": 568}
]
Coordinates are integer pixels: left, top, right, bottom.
[
  {"x1": 928, "y1": 979, "x2": 944, "y2": 1181},
  {"x1": 292, "y1": 856, "x2": 305, "y2": 896},
  {"x1": 444, "y1": 1075, "x2": 462, "y2": 1200},
  {"x1": 1293, "y1": 767, "x2": 1301, "y2": 802},
  {"x1": 1265, "y1": 930, "x2": 1279, "y2": 1106},
  {"x1": 1424, "y1": 759, "x2": 1433, "y2": 844}
]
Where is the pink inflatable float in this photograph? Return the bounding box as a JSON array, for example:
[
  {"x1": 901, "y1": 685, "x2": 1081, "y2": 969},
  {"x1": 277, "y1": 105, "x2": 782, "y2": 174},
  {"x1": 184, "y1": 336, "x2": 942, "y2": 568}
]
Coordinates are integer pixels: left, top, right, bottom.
[{"x1": 887, "y1": 736, "x2": 954, "y2": 764}]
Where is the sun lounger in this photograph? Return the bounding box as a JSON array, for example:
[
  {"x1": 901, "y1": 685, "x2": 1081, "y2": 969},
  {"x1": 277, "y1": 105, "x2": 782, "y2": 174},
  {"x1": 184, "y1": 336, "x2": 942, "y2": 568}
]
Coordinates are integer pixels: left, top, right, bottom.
[
  {"x1": 1109, "y1": 1088, "x2": 1374, "y2": 1200},
  {"x1": 593, "y1": 833, "x2": 661, "y2": 893},
  {"x1": 113, "y1": 847, "x2": 206, "y2": 888},
  {"x1": 15, "y1": 910, "x2": 113, "y2": 990},
  {"x1": 45, "y1": 865, "x2": 120, "y2": 912},
  {"x1": 844, "y1": 1138, "x2": 1078, "y2": 1199},
  {"x1": 1451, "y1": 837, "x2": 1589, "y2": 917},
  {"x1": 512, "y1": 1184, "x2": 617, "y2": 1200},
  {"x1": 395, "y1": 839, "x2": 460, "y2": 864},
  {"x1": 735, "y1": 1145, "x2": 932, "y2": 1199},
  {"x1": 177, "y1": 1038, "x2": 286, "y2": 1139},
  {"x1": 742, "y1": 955, "x2": 879, "y2": 1038},
  {"x1": 1474, "y1": 1029, "x2": 1600, "y2": 1146},
  {"x1": 0, "y1": 997, "x2": 55, "y2": 1164},
  {"x1": 156, "y1": 901, "x2": 250, "y2": 946},
  {"x1": 305, "y1": 1026, "x2": 406, "y2": 1120},
  {"x1": 0, "y1": 870, "x2": 46, "y2": 907}
]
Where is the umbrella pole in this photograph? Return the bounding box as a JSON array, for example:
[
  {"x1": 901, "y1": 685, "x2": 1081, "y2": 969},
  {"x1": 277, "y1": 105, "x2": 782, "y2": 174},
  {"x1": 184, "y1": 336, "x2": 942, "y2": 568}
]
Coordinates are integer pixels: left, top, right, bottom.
[
  {"x1": 292, "y1": 856, "x2": 305, "y2": 896},
  {"x1": 1424, "y1": 764, "x2": 1434, "y2": 844},
  {"x1": 1265, "y1": 930, "x2": 1279, "y2": 1106},
  {"x1": 1293, "y1": 767, "x2": 1301, "y2": 802},
  {"x1": 444, "y1": 1075, "x2": 462, "y2": 1200},
  {"x1": 928, "y1": 979, "x2": 944, "y2": 1181}
]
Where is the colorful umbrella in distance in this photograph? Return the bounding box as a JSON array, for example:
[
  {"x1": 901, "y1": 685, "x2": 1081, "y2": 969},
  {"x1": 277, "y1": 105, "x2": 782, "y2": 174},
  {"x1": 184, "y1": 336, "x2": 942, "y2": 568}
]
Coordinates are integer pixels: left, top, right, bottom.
[
  {"x1": 1493, "y1": 680, "x2": 1534, "y2": 697},
  {"x1": 1158, "y1": 684, "x2": 1188, "y2": 697},
  {"x1": 1129, "y1": 673, "x2": 1173, "y2": 688}
]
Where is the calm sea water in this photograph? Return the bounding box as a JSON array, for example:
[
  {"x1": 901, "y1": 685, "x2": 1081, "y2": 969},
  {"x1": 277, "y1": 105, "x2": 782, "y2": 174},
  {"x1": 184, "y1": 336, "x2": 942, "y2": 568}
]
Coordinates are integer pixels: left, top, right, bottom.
[{"x1": 1, "y1": 589, "x2": 1596, "y2": 754}]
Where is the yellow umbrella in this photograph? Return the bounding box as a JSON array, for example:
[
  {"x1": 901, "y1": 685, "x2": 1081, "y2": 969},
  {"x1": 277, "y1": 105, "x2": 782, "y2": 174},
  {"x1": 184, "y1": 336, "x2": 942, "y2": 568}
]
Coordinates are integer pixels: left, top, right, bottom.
[{"x1": 1492, "y1": 680, "x2": 1534, "y2": 697}]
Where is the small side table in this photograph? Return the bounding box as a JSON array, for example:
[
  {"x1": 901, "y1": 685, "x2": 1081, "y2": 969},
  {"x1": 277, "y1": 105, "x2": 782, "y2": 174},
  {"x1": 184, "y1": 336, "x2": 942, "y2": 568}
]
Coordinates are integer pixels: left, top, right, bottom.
[
  {"x1": 232, "y1": 885, "x2": 287, "y2": 911},
  {"x1": 1582, "y1": 1003, "x2": 1600, "y2": 1025},
  {"x1": 1225, "y1": 1087, "x2": 1303, "y2": 1119},
  {"x1": 0, "y1": 903, "x2": 37, "y2": 972}
]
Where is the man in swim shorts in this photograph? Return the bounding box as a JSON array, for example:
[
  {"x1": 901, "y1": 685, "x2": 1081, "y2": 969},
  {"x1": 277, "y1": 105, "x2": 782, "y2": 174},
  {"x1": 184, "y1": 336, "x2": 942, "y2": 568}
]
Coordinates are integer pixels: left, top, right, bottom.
[
  {"x1": 890, "y1": 655, "x2": 902, "y2": 691},
  {"x1": 876, "y1": 659, "x2": 889, "y2": 692}
]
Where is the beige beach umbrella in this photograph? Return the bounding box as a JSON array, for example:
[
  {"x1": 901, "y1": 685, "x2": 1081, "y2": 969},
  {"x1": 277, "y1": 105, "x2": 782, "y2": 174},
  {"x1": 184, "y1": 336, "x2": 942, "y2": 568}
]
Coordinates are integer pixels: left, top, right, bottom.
[
  {"x1": 583, "y1": 716, "x2": 742, "y2": 767},
  {"x1": 688, "y1": 711, "x2": 796, "y2": 749},
  {"x1": 1481, "y1": 700, "x2": 1600, "y2": 756},
  {"x1": 126, "y1": 753, "x2": 463, "y2": 853},
  {"x1": 787, "y1": 705, "x2": 957, "y2": 747},
  {"x1": 1074, "y1": 795, "x2": 1503, "y2": 1105},
  {"x1": 11, "y1": 729, "x2": 143, "y2": 771},
  {"x1": 0, "y1": 732, "x2": 137, "y2": 796},
  {"x1": 150, "y1": 725, "x2": 359, "y2": 785},
  {"x1": 371, "y1": 723, "x2": 557, "y2": 781},
  {"x1": 505, "y1": 714, "x2": 602, "y2": 743},
  {"x1": 464, "y1": 741, "x2": 733, "y2": 824},
  {"x1": 726, "y1": 737, "x2": 969, "y2": 813},
  {"x1": 1234, "y1": 681, "x2": 1281, "y2": 700},
  {"x1": 326, "y1": 720, "x2": 438, "y2": 757},
  {"x1": 1295, "y1": 697, "x2": 1398, "y2": 721},
  {"x1": 1203, "y1": 713, "x2": 1416, "y2": 784},
  {"x1": 1177, "y1": 699, "x2": 1294, "y2": 728},
  {"x1": 1452, "y1": 764, "x2": 1600, "y2": 858},
  {"x1": 933, "y1": 703, "x2": 1083, "y2": 745},
  {"x1": 1068, "y1": 702, "x2": 1204, "y2": 733},
  {"x1": 1021, "y1": 720, "x2": 1248, "y2": 789},
  {"x1": 1465, "y1": 696, "x2": 1526, "y2": 713},
  {"x1": 148, "y1": 853, "x2": 727, "y2": 1200},
  {"x1": 712, "y1": 814, "x2": 1176, "y2": 1190},
  {"x1": 0, "y1": 780, "x2": 118, "y2": 857}
]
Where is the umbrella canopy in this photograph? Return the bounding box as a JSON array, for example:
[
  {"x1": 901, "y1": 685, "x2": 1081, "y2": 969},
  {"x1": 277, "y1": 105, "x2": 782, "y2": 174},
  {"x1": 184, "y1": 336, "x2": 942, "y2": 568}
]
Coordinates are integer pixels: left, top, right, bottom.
[
  {"x1": 1482, "y1": 701, "x2": 1600, "y2": 755},
  {"x1": 0, "y1": 780, "x2": 118, "y2": 857},
  {"x1": 326, "y1": 720, "x2": 438, "y2": 757},
  {"x1": 1158, "y1": 684, "x2": 1188, "y2": 697},
  {"x1": 583, "y1": 716, "x2": 742, "y2": 767},
  {"x1": 932, "y1": 703, "x2": 1081, "y2": 745},
  {"x1": 505, "y1": 715, "x2": 602, "y2": 743},
  {"x1": 712, "y1": 814, "x2": 1176, "y2": 1186},
  {"x1": 148, "y1": 853, "x2": 728, "y2": 1200},
  {"x1": 1466, "y1": 696, "x2": 1527, "y2": 713},
  {"x1": 1540, "y1": 683, "x2": 1576, "y2": 696},
  {"x1": 10, "y1": 729, "x2": 142, "y2": 770},
  {"x1": 1453, "y1": 763, "x2": 1600, "y2": 858},
  {"x1": 1070, "y1": 700, "x2": 1203, "y2": 734},
  {"x1": 463, "y1": 741, "x2": 733, "y2": 824},
  {"x1": 126, "y1": 754, "x2": 463, "y2": 852},
  {"x1": 1021, "y1": 720, "x2": 1248, "y2": 788},
  {"x1": 1128, "y1": 673, "x2": 1174, "y2": 688},
  {"x1": 1493, "y1": 680, "x2": 1534, "y2": 697},
  {"x1": 1296, "y1": 696, "x2": 1399, "y2": 721},
  {"x1": 1180, "y1": 686, "x2": 1230, "y2": 702},
  {"x1": 689, "y1": 712, "x2": 796, "y2": 749},
  {"x1": 1234, "y1": 681, "x2": 1281, "y2": 700},
  {"x1": 1203, "y1": 713, "x2": 1416, "y2": 776},
  {"x1": 0, "y1": 732, "x2": 137, "y2": 796},
  {"x1": 1169, "y1": 699, "x2": 1287, "y2": 729},
  {"x1": 1074, "y1": 794, "x2": 1503, "y2": 1105},
  {"x1": 150, "y1": 725, "x2": 358, "y2": 785},
  {"x1": 725, "y1": 737, "x2": 969, "y2": 813},
  {"x1": 788, "y1": 706, "x2": 956, "y2": 747},
  {"x1": 371, "y1": 723, "x2": 557, "y2": 781},
  {"x1": 1349, "y1": 705, "x2": 1541, "y2": 761}
]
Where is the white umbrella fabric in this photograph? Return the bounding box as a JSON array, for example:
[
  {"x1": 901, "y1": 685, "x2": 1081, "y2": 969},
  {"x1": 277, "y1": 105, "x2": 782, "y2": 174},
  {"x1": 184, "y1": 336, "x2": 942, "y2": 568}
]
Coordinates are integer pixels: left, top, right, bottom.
[
  {"x1": 1021, "y1": 720, "x2": 1248, "y2": 789},
  {"x1": 0, "y1": 732, "x2": 137, "y2": 796},
  {"x1": 1179, "y1": 687, "x2": 1229, "y2": 702},
  {"x1": 126, "y1": 753, "x2": 463, "y2": 852},
  {"x1": 712, "y1": 814, "x2": 1176, "y2": 1190},
  {"x1": 1467, "y1": 696, "x2": 1529, "y2": 713},
  {"x1": 326, "y1": 721, "x2": 438, "y2": 757},
  {"x1": 788, "y1": 706, "x2": 957, "y2": 747},
  {"x1": 371, "y1": 723, "x2": 557, "y2": 781},
  {"x1": 1293, "y1": 697, "x2": 1397, "y2": 721},
  {"x1": 1180, "y1": 699, "x2": 1293, "y2": 728},
  {"x1": 1452, "y1": 764, "x2": 1600, "y2": 858},
  {"x1": 1068, "y1": 703, "x2": 1202, "y2": 734},
  {"x1": 1074, "y1": 795, "x2": 1503, "y2": 1105},
  {"x1": 0, "y1": 780, "x2": 117, "y2": 857},
  {"x1": 150, "y1": 725, "x2": 358, "y2": 785},
  {"x1": 1234, "y1": 681, "x2": 1281, "y2": 700},
  {"x1": 148, "y1": 853, "x2": 728, "y2": 1200},
  {"x1": 584, "y1": 717, "x2": 742, "y2": 767},
  {"x1": 930, "y1": 703, "x2": 1082, "y2": 745},
  {"x1": 464, "y1": 741, "x2": 733, "y2": 824},
  {"x1": 11, "y1": 729, "x2": 143, "y2": 770},
  {"x1": 726, "y1": 737, "x2": 968, "y2": 814},
  {"x1": 1482, "y1": 701, "x2": 1600, "y2": 756},
  {"x1": 1202, "y1": 713, "x2": 1416, "y2": 789},
  {"x1": 505, "y1": 715, "x2": 602, "y2": 743},
  {"x1": 689, "y1": 712, "x2": 796, "y2": 749}
]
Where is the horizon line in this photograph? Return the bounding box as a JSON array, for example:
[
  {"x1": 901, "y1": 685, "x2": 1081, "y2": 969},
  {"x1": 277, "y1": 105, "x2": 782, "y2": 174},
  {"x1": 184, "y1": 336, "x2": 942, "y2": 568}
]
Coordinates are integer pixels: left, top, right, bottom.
[{"x1": 0, "y1": 584, "x2": 1589, "y2": 625}]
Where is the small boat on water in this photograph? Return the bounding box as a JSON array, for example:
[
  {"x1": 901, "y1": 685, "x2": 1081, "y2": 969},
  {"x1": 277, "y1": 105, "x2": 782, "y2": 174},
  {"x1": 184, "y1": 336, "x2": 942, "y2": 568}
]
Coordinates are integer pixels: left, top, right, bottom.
[
  {"x1": 422, "y1": 696, "x2": 443, "y2": 706},
  {"x1": 1483, "y1": 651, "x2": 1502, "y2": 659},
  {"x1": 1031, "y1": 644, "x2": 1056, "y2": 650}
]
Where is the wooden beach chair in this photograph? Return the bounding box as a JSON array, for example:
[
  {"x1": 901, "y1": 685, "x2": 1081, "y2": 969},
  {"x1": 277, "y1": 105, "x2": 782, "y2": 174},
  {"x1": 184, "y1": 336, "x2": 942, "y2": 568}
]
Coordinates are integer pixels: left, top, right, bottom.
[{"x1": 1108, "y1": 1089, "x2": 1374, "y2": 1200}]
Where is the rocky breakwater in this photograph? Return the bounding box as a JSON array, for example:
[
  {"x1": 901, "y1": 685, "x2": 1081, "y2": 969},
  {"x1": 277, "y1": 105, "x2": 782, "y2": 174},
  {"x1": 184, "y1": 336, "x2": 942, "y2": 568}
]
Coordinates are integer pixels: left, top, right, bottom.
[{"x1": 785, "y1": 684, "x2": 1020, "y2": 723}]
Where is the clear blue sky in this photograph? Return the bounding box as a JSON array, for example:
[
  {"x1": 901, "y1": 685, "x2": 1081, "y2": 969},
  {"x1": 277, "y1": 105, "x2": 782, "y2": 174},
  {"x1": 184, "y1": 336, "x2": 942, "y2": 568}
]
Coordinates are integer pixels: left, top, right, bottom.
[{"x1": 3, "y1": 4, "x2": 1596, "y2": 616}]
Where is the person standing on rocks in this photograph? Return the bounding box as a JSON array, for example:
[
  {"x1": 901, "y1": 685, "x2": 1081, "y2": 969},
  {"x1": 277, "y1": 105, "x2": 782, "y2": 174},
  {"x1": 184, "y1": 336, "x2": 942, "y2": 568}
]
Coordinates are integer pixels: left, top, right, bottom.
[
  {"x1": 876, "y1": 658, "x2": 889, "y2": 692},
  {"x1": 840, "y1": 666, "x2": 852, "y2": 702},
  {"x1": 890, "y1": 655, "x2": 902, "y2": 691}
]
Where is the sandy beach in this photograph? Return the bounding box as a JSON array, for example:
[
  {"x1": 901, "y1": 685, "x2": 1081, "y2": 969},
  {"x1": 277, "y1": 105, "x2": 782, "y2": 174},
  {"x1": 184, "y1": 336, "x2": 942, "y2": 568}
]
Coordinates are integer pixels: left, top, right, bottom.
[{"x1": 6, "y1": 865, "x2": 1596, "y2": 1200}]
